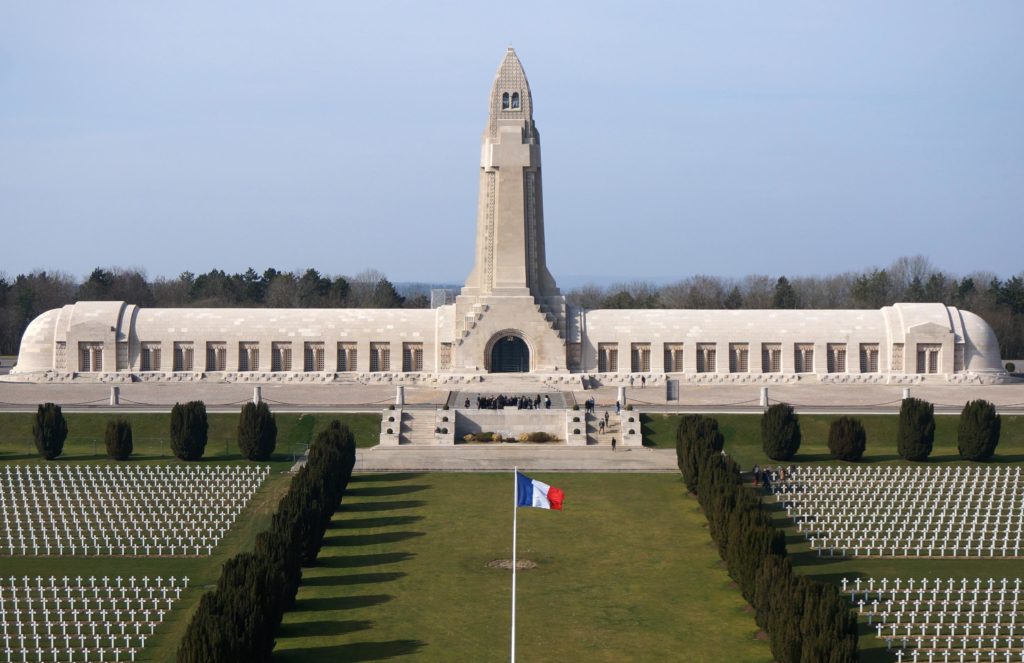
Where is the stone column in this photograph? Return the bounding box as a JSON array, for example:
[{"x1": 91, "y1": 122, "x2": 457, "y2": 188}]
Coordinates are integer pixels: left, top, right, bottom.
[
  {"x1": 617, "y1": 385, "x2": 627, "y2": 408},
  {"x1": 760, "y1": 386, "x2": 768, "y2": 408},
  {"x1": 253, "y1": 386, "x2": 262, "y2": 404},
  {"x1": 110, "y1": 386, "x2": 119, "y2": 406},
  {"x1": 396, "y1": 385, "x2": 405, "y2": 407}
]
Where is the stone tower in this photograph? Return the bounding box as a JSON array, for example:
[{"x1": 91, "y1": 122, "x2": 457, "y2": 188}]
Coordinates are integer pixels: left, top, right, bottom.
[{"x1": 452, "y1": 48, "x2": 568, "y2": 372}]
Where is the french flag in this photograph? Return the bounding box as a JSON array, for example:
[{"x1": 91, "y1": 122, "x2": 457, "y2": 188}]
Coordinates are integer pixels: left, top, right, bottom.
[{"x1": 516, "y1": 471, "x2": 564, "y2": 510}]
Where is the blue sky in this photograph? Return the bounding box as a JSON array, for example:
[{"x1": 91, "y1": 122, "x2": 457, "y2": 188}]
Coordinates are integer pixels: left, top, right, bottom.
[{"x1": 1, "y1": 2, "x2": 1021, "y2": 284}]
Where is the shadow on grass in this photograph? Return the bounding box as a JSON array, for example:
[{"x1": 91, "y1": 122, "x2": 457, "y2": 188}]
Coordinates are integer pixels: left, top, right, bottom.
[
  {"x1": 342, "y1": 500, "x2": 426, "y2": 513},
  {"x1": 349, "y1": 472, "x2": 425, "y2": 483},
  {"x1": 294, "y1": 593, "x2": 393, "y2": 612},
  {"x1": 276, "y1": 639, "x2": 426, "y2": 662},
  {"x1": 318, "y1": 552, "x2": 416, "y2": 568},
  {"x1": 329, "y1": 515, "x2": 424, "y2": 530},
  {"x1": 345, "y1": 484, "x2": 429, "y2": 497},
  {"x1": 302, "y1": 572, "x2": 406, "y2": 587},
  {"x1": 276, "y1": 619, "x2": 374, "y2": 638},
  {"x1": 324, "y1": 531, "x2": 425, "y2": 547}
]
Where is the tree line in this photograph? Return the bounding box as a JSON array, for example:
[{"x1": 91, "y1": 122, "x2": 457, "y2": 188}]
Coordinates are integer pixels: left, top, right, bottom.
[
  {"x1": 2, "y1": 254, "x2": 1021, "y2": 358},
  {"x1": 675, "y1": 415, "x2": 858, "y2": 662},
  {"x1": 568, "y1": 255, "x2": 1024, "y2": 359},
  {"x1": 0, "y1": 266, "x2": 419, "y2": 355}
]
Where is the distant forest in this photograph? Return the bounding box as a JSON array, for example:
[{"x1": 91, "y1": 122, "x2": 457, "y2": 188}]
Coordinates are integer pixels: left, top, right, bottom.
[{"x1": 1, "y1": 256, "x2": 1022, "y2": 358}]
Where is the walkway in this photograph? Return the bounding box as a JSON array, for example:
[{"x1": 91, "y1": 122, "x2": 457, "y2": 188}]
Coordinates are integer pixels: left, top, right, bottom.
[{"x1": 355, "y1": 445, "x2": 677, "y2": 473}]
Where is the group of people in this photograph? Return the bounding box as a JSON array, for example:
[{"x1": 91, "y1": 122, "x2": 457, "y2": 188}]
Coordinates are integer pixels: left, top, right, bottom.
[
  {"x1": 466, "y1": 394, "x2": 552, "y2": 410},
  {"x1": 750, "y1": 464, "x2": 795, "y2": 490}
]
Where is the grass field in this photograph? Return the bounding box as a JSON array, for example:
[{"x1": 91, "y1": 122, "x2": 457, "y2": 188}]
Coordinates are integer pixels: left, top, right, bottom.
[
  {"x1": 642, "y1": 413, "x2": 1024, "y2": 467},
  {"x1": 273, "y1": 472, "x2": 772, "y2": 663}
]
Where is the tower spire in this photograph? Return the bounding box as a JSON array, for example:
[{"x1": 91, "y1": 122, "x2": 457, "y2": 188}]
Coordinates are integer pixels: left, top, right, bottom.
[{"x1": 463, "y1": 48, "x2": 558, "y2": 299}]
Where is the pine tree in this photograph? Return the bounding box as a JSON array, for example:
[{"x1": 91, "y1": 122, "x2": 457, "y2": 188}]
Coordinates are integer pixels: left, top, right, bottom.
[{"x1": 827, "y1": 416, "x2": 866, "y2": 461}]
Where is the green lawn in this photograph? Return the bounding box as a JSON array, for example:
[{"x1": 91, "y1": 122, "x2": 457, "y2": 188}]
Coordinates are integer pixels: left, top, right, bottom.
[
  {"x1": 273, "y1": 472, "x2": 771, "y2": 663},
  {"x1": 0, "y1": 412, "x2": 380, "y2": 463},
  {"x1": 642, "y1": 413, "x2": 1024, "y2": 467}
]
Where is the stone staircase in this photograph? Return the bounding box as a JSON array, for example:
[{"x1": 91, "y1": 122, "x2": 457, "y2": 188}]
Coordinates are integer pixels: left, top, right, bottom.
[
  {"x1": 455, "y1": 303, "x2": 489, "y2": 347},
  {"x1": 399, "y1": 410, "x2": 437, "y2": 445},
  {"x1": 586, "y1": 412, "x2": 621, "y2": 447},
  {"x1": 534, "y1": 297, "x2": 566, "y2": 340}
]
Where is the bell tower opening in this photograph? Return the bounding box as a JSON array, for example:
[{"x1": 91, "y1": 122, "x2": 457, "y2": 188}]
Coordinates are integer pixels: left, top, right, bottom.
[{"x1": 489, "y1": 334, "x2": 530, "y2": 373}]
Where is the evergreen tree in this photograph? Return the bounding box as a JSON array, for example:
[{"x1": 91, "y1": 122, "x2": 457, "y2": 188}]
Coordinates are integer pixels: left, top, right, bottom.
[
  {"x1": 237, "y1": 402, "x2": 277, "y2": 460},
  {"x1": 105, "y1": 418, "x2": 133, "y2": 460},
  {"x1": 898, "y1": 397, "x2": 935, "y2": 461},
  {"x1": 772, "y1": 276, "x2": 798, "y2": 309},
  {"x1": 827, "y1": 416, "x2": 866, "y2": 461},
  {"x1": 33, "y1": 402, "x2": 68, "y2": 460},
  {"x1": 957, "y1": 399, "x2": 1001, "y2": 461},
  {"x1": 170, "y1": 401, "x2": 209, "y2": 461},
  {"x1": 761, "y1": 403, "x2": 801, "y2": 460}
]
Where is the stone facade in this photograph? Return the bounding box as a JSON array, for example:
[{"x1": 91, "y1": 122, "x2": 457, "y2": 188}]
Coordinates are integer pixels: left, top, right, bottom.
[{"x1": 9, "y1": 49, "x2": 1010, "y2": 385}]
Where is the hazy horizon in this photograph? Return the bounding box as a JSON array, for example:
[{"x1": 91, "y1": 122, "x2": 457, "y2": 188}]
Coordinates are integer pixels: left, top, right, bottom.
[{"x1": 2, "y1": 2, "x2": 1022, "y2": 283}]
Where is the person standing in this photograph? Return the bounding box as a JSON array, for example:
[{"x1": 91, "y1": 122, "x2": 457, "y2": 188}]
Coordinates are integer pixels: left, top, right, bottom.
[
  {"x1": 604, "y1": 410, "x2": 610, "y2": 427},
  {"x1": 611, "y1": 437, "x2": 617, "y2": 452},
  {"x1": 614, "y1": 400, "x2": 621, "y2": 415}
]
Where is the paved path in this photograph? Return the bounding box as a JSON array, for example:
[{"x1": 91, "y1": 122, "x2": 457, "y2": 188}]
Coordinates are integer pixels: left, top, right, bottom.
[{"x1": 355, "y1": 445, "x2": 677, "y2": 472}]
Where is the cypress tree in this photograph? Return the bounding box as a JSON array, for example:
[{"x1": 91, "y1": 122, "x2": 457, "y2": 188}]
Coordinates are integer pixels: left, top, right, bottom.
[
  {"x1": 237, "y1": 402, "x2": 278, "y2": 461},
  {"x1": 33, "y1": 402, "x2": 68, "y2": 460},
  {"x1": 957, "y1": 399, "x2": 1001, "y2": 461},
  {"x1": 170, "y1": 401, "x2": 209, "y2": 461},
  {"x1": 104, "y1": 418, "x2": 133, "y2": 460},
  {"x1": 761, "y1": 403, "x2": 801, "y2": 460},
  {"x1": 898, "y1": 397, "x2": 935, "y2": 461},
  {"x1": 827, "y1": 416, "x2": 866, "y2": 461}
]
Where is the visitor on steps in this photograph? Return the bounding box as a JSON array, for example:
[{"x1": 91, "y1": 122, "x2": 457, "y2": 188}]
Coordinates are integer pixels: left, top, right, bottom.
[{"x1": 611, "y1": 437, "x2": 617, "y2": 451}]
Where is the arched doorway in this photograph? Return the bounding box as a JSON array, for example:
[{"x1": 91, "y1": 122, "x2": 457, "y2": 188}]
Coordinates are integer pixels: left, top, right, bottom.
[{"x1": 490, "y1": 334, "x2": 530, "y2": 373}]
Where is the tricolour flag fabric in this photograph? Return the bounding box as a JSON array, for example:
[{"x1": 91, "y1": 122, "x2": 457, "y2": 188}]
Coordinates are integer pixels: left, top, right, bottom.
[{"x1": 515, "y1": 471, "x2": 564, "y2": 510}]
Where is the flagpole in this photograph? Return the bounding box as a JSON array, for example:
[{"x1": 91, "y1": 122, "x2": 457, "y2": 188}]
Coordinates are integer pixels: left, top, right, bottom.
[{"x1": 511, "y1": 465, "x2": 518, "y2": 663}]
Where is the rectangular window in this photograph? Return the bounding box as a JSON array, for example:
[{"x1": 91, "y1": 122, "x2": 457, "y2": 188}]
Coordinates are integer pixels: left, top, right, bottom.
[
  {"x1": 728, "y1": 343, "x2": 749, "y2": 373},
  {"x1": 402, "y1": 343, "x2": 424, "y2": 372},
  {"x1": 630, "y1": 343, "x2": 651, "y2": 372},
  {"x1": 826, "y1": 343, "x2": 846, "y2": 373},
  {"x1": 141, "y1": 342, "x2": 161, "y2": 371},
  {"x1": 78, "y1": 342, "x2": 103, "y2": 372},
  {"x1": 370, "y1": 342, "x2": 390, "y2": 372},
  {"x1": 304, "y1": 342, "x2": 325, "y2": 372},
  {"x1": 173, "y1": 342, "x2": 194, "y2": 372},
  {"x1": 663, "y1": 343, "x2": 684, "y2": 372},
  {"x1": 206, "y1": 342, "x2": 226, "y2": 371},
  {"x1": 954, "y1": 343, "x2": 965, "y2": 373},
  {"x1": 271, "y1": 342, "x2": 292, "y2": 372},
  {"x1": 238, "y1": 342, "x2": 259, "y2": 372},
  {"x1": 859, "y1": 343, "x2": 879, "y2": 373},
  {"x1": 761, "y1": 343, "x2": 781, "y2": 373},
  {"x1": 794, "y1": 344, "x2": 814, "y2": 373},
  {"x1": 916, "y1": 343, "x2": 941, "y2": 374},
  {"x1": 337, "y1": 342, "x2": 357, "y2": 371},
  {"x1": 696, "y1": 343, "x2": 716, "y2": 373},
  {"x1": 598, "y1": 343, "x2": 618, "y2": 373}
]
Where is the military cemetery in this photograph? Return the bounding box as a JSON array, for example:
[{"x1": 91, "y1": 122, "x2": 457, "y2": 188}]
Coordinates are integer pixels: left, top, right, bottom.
[{"x1": 2, "y1": 4, "x2": 1023, "y2": 661}]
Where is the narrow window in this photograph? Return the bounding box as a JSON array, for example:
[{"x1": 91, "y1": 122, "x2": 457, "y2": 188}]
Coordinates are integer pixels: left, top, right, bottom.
[
  {"x1": 761, "y1": 343, "x2": 781, "y2": 373},
  {"x1": 696, "y1": 343, "x2": 716, "y2": 373},
  {"x1": 337, "y1": 342, "x2": 357, "y2": 371},
  {"x1": 402, "y1": 343, "x2": 424, "y2": 372},
  {"x1": 630, "y1": 343, "x2": 651, "y2": 372},
  {"x1": 510, "y1": 92, "x2": 520, "y2": 109},
  {"x1": 502, "y1": 92, "x2": 510, "y2": 110},
  {"x1": 729, "y1": 344, "x2": 749, "y2": 373},
  {"x1": 206, "y1": 342, "x2": 226, "y2": 371},
  {"x1": 663, "y1": 343, "x2": 684, "y2": 372},
  {"x1": 370, "y1": 342, "x2": 390, "y2": 372},
  {"x1": 827, "y1": 344, "x2": 847, "y2": 373},
  {"x1": 598, "y1": 343, "x2": 618, "y2": 372},
  {"x1": 174, "y1": 342, "x2": 194, "y2": 372},
  {"x1": 304, "y1": 342, "x2": 325, "y2": 372},
  {"x1": 794, "y1": 344, "x2": 814, "y2": 373},
  {"x1": 859, "y1": 343, "x2": 879, "y2": 373}
]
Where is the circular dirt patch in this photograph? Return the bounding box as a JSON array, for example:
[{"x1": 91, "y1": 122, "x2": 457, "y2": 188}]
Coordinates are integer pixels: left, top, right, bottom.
[{"x1": 487, "y1": 559, "x2": 537, "y2": 570}]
